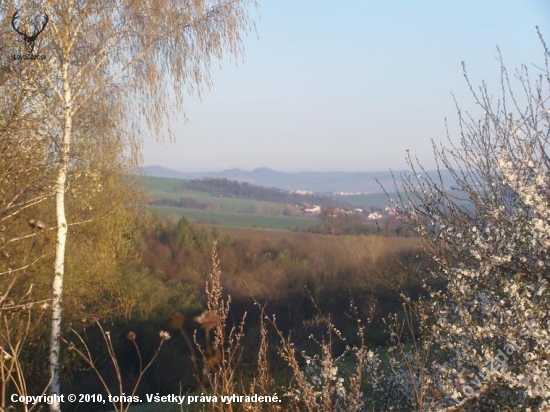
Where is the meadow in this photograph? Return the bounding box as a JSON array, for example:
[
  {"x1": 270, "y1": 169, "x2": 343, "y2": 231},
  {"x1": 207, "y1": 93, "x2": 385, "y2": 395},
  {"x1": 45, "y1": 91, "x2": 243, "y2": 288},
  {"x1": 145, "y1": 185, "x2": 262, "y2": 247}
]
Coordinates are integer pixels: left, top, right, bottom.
[
  {"x1": 141, "y1": 175, "x2": 399, "y2": 232},
  {"x1": 150, "y1": 205, "x2": 318, "y2": 231}
]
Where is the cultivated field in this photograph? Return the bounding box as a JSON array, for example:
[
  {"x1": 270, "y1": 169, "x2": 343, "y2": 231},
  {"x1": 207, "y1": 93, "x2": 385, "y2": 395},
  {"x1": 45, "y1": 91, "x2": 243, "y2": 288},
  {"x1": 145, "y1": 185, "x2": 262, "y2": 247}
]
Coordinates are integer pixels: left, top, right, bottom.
[{"x1": 141, "y1": 175, "x2": 398, "y2": 231}]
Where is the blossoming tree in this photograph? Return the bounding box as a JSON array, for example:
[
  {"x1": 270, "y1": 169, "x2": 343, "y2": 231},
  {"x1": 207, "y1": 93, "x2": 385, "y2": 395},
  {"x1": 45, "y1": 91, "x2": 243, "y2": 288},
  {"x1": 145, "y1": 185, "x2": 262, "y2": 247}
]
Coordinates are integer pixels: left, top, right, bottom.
[{"x1": 366, "y1": 31, "x2": 550, "y2": 411}]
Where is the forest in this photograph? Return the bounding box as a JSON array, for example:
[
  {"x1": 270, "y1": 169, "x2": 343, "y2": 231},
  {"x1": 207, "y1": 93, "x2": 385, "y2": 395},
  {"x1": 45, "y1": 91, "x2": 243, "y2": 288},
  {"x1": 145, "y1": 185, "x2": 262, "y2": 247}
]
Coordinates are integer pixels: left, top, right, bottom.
[{"x1": 1, "y1": 1, "x2": 549, "y2": 411}]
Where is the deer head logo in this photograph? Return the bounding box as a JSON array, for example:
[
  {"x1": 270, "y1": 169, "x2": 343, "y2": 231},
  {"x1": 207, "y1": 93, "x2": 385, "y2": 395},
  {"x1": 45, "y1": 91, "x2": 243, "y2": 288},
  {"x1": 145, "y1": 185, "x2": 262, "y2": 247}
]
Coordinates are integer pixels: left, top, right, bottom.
[{"x1": 11, "y1": 10, "x2": 49, "y2": 54}]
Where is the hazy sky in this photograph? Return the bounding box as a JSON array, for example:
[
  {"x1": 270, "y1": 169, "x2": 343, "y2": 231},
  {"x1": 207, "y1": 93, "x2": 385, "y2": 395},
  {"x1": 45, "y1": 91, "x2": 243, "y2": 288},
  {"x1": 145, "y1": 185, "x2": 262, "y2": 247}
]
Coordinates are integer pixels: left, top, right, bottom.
[{"x1": 142, "y1": 0, "x2": 550, "y2": 173}]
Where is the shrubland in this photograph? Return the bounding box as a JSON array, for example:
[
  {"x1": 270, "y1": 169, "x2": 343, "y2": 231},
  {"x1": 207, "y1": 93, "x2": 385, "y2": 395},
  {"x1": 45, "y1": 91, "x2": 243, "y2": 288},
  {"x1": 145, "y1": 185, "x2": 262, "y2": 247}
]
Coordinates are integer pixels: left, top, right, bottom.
[
  {"x1": 2, "y1": 2, "x2": 549, "y2": 410},
  {"x1": 101, "y1": 33, "x2": 550, "y2": 411}
]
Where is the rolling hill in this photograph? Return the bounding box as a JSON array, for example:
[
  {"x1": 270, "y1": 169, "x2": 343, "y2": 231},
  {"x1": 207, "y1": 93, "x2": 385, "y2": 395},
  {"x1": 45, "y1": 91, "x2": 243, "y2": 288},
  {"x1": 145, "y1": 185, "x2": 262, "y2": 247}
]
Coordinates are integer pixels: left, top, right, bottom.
[{"x1": 138, "y1": 166, "x2": 457, "y2": 194}]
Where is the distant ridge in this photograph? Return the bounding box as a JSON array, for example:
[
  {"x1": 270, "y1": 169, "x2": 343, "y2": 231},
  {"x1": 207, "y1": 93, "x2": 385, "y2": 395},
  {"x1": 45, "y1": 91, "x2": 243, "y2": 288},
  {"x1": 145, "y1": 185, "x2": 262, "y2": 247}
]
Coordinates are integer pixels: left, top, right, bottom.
[{"x1": 137, "y1": 165, "x2": 455, "y2": 194}]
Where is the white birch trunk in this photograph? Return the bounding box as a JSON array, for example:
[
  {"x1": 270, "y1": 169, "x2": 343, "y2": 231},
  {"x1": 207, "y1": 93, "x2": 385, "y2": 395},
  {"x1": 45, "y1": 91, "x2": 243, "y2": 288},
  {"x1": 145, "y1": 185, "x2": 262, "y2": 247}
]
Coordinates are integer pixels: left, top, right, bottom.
[{"x1": 49, "y1": 59, "x2": 72, "y2": 412}]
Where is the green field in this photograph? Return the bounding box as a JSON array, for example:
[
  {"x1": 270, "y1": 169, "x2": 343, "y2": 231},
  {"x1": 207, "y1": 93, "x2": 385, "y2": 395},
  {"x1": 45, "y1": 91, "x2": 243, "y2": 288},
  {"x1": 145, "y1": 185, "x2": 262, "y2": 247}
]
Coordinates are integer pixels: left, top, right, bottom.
[
  {"x1": 140, "y1": 176, "x2": 317, "y2": 230},
  {"x1": 149, "y1": 205, "x2": 319, "y2": 230},
  {"x1": 138, "y1": 175, "x2": 190, "y2": 192},
  {"x1": 143, "y1": 176, "x2": 289, "y2": 211},
  {"x1": 140, "y1": 175, "x2": 396, "y2": 230}
]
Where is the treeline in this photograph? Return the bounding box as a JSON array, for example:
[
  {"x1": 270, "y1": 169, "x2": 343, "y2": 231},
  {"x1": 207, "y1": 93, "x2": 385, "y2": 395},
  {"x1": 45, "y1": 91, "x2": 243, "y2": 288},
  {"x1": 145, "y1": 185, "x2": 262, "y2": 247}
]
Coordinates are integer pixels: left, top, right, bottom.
[
  {"x1": 125, "y1": 215, "x2": 432, "y2": 397},
  {"x1": 140, "y1": 215, "x2": 428, "y2": 336},
  {"x1": 186, "y1": 178, "x2": 343, "y2": 206},
  {"x1": 150, "y1": 196, "x2": 220, "y2": 210},
  {"x1": 310, "y1": 209, "x2": 416, "y2": 236},
  {"x1": 12, "y1": 207, "x2": 430, "y2": 410}
]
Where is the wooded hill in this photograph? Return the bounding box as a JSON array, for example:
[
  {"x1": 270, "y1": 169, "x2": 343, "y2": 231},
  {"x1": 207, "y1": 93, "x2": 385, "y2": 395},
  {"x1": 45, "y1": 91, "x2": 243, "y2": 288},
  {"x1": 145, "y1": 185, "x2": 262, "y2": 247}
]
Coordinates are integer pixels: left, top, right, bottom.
[{"x1": 186, "y1": 178, "x2": 345, "y2": 205}]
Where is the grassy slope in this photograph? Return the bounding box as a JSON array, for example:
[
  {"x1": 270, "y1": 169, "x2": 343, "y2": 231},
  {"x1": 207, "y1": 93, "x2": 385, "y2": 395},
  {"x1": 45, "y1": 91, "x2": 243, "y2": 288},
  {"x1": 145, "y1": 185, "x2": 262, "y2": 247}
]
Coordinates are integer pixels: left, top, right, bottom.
[
  {"x1": 150, "y1": 205, "x2": 318, "y2": 230},
  {"x1": 141, "y1": 175, "x2": 395, "y2": 230},
  {"x1": 141, "y1": 176, "x2": 314, "y2": 230},
  {"x1": 145, "y1": 176, "x2": 287, "y2": 209}
]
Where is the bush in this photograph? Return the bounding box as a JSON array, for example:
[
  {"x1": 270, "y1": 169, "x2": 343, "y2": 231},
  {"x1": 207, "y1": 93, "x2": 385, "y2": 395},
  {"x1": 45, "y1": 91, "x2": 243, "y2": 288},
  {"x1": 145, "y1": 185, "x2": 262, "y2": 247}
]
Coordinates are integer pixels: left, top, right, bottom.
[{"x1": 370, "y1": 31, "x2": 550, "y2": 410}]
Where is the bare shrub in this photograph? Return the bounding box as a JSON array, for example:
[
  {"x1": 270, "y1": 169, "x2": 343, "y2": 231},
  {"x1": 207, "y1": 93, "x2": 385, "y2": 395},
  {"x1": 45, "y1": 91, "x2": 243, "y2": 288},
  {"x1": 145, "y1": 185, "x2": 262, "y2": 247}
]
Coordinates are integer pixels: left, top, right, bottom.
[{"x1": 64, "y1": 322, "x2": 170, "y2": 412}]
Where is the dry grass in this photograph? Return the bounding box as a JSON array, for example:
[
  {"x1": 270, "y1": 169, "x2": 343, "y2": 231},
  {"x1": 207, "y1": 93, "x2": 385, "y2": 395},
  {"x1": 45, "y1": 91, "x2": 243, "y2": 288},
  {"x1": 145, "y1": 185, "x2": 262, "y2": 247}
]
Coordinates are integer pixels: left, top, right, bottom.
[
  {"x1": 185, "y1": 243, "x2": 383, "y2": 412},
  {"x1": 65, "y1": 323, "x2": 171, "y2": 412}
]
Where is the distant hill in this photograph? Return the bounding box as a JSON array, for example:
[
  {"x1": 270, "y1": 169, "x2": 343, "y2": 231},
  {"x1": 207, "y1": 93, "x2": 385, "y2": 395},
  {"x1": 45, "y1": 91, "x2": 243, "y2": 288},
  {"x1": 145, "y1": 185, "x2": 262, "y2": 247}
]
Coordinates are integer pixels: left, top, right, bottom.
[
  {"x1": 185, "y1": 178, "x2": 345, "y2": 207},
  {"x1": 138, "y1": 166, "x2": 457, "y2": 194}
]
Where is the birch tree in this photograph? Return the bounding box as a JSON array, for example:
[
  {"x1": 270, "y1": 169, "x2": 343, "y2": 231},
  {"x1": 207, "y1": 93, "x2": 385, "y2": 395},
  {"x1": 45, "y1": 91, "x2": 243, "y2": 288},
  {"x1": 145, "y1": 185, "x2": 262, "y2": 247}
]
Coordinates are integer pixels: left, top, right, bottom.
[
  {"x1": 7, "y1": 1, "x2": 258, "y2": 410},
  {"x1": 0, "y1": 16, "x2": 56, "y2": 407},
  {"x1": 1, "y1": 26, "x2": 140, "y2": 405}
]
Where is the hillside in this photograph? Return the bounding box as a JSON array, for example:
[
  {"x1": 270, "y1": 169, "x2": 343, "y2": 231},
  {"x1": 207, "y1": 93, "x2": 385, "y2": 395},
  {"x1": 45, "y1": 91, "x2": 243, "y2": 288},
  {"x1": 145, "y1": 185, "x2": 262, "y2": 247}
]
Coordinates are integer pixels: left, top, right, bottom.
[
  {"x1": 139, "y1": 175, "x2": 401, "y2": 231},
  {"x1": 184, "y1": 178, "x2": 344, "y2": 206},
  {"x1": 139, "y1": 165, "x2": 458, "y2": 194},
  {"x1": 141, "y1": 176, "x2": 320, "y2": 230}
]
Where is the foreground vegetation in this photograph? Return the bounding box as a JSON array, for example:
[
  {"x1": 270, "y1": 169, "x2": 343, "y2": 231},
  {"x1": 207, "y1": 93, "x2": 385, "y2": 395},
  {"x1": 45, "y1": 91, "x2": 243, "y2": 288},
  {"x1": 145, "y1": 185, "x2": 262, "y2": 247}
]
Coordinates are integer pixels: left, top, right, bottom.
[{"x1": 1, "y1": 2, "x2": 549, "y2": 410}]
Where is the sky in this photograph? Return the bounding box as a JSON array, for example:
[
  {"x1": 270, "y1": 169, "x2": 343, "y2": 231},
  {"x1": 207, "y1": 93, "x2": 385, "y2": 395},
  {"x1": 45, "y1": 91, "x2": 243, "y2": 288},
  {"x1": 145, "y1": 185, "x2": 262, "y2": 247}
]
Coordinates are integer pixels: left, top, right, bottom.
[{"x1": 142, "y1": 0, "x2": 550, "y2": 173}]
